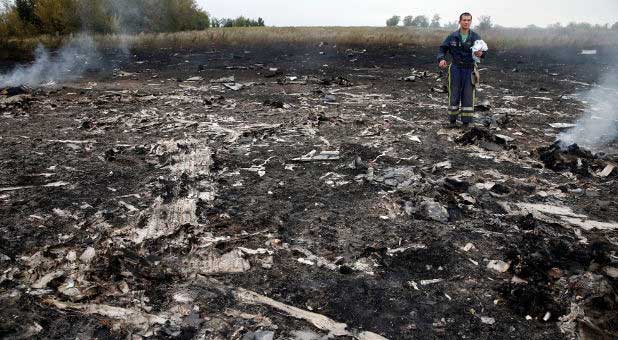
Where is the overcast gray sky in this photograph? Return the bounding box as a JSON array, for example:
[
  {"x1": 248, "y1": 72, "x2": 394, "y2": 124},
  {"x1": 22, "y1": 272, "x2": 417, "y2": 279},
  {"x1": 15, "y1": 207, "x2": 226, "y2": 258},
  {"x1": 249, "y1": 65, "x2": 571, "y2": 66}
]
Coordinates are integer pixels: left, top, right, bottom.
[{"x1": 197, "y1": 0, "x2": 618, "y2": 28}]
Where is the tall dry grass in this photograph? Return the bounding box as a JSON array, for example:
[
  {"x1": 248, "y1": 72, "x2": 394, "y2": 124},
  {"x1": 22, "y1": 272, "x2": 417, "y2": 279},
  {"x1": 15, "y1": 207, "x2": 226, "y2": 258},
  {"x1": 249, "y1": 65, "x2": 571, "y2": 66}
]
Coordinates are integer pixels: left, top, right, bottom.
[
  {"x1": 115, "y1": 26, "x2": 618, "y2": 50},
  {"x1": 3, "y1": 26, "x2": 618, "y2": 56}
]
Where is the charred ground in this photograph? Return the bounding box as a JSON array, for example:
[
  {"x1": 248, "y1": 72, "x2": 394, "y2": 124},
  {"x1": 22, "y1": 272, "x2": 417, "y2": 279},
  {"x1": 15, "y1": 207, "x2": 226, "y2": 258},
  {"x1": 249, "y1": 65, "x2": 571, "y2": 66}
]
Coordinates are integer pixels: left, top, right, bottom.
[{"x1": 0, "y1": 43, "x2": 617, "y2": 340}]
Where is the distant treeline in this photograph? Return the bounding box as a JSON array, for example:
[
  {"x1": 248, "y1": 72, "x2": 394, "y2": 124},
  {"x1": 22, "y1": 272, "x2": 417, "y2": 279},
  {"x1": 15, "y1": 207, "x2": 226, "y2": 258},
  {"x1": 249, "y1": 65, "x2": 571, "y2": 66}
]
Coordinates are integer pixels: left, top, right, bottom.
[
  {"x1": 386, "y1": 14, "x2": 618, "y2": 32},
  {"x1": 0, "y1": 0, "x2": 266, "y2": 38},
  {"x1": 211, "y1": 16, "x2": 265, "y2": 28},
  {"x1": 386, "y1": 14, "x2": 504, "y2": 31}
]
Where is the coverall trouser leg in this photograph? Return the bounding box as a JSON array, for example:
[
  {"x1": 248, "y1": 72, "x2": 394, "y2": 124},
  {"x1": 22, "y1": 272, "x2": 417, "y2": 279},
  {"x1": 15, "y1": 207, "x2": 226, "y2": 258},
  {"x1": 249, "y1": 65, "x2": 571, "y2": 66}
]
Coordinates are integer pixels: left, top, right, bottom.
[{"x1": 448, "y1": 64, "x2": 475, "y2": 124}]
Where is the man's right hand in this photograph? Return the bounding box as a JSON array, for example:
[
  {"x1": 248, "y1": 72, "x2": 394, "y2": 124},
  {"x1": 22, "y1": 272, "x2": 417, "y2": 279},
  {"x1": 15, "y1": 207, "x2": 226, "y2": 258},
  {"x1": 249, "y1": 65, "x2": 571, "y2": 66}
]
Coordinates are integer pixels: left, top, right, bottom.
[{"x1": 439, "y1": 60, "x2": 448, "y2": 69}]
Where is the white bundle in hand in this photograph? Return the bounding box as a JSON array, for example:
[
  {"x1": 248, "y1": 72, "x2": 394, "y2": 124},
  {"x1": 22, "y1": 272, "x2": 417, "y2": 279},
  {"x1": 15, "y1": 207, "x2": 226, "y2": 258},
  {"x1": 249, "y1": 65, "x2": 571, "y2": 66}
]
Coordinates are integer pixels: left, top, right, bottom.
[{"x1": 472, "y1": 40, "x2": 488, "y2": 63}]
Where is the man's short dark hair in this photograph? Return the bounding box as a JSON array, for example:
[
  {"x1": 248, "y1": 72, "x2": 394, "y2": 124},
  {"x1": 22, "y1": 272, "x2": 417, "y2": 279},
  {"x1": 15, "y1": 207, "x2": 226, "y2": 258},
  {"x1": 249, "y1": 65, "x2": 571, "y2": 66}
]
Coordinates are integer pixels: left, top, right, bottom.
[{"x1": 460, "y1": 12, "x2": 472, "y2": 21}]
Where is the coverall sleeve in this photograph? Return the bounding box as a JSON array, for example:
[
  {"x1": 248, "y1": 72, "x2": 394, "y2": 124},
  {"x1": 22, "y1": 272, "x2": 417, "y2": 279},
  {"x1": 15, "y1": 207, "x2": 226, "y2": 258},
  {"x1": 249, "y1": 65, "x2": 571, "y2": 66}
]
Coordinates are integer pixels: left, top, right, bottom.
[{"x1": 437, "y1": 36, "x2": 450, "y2": 61}]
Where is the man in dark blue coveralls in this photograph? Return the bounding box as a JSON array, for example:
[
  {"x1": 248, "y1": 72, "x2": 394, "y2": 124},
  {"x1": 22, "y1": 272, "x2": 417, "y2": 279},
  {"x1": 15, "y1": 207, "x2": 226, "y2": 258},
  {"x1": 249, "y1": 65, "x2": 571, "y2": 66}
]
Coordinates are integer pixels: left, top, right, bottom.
[{"x1": 437, "y1": 13, "x2": 486, "y2": 126}]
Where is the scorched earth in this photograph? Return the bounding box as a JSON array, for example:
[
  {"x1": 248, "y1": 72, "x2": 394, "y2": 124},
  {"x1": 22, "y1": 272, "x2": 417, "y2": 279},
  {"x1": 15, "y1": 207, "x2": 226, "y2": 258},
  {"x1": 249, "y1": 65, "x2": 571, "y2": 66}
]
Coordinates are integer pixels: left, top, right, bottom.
[{"x1": 0, "y1": 44, "x2": 617, "y2": 340}]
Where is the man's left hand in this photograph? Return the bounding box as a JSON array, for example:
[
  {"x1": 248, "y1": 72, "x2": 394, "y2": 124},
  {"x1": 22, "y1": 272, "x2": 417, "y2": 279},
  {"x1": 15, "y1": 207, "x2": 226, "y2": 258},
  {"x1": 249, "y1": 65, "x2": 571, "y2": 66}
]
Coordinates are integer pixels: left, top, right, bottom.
[{"x1": 474, "y1": 51, "x2": 483, "y2": 57}]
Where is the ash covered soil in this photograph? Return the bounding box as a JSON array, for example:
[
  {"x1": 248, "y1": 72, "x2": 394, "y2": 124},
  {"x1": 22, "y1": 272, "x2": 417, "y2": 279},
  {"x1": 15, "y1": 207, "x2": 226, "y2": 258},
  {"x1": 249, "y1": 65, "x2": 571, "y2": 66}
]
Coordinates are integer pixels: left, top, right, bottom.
[{"x1": 1, "y1": 44, "x2": 617, "y2": 340}]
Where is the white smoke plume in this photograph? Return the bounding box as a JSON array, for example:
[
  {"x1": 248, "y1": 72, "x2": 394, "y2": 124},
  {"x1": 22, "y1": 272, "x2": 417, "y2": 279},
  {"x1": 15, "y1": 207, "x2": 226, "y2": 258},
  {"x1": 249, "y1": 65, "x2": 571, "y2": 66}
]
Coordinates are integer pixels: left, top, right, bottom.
[
  {"x1": 0, "y1": 0, "x2": 145, "y2": 88},
  {"x1": 558, "y1": 68, "x2": 618, "y2": 152},
  {"x1": 0, "y1": 35, "x2": 98, "y2": 88}
]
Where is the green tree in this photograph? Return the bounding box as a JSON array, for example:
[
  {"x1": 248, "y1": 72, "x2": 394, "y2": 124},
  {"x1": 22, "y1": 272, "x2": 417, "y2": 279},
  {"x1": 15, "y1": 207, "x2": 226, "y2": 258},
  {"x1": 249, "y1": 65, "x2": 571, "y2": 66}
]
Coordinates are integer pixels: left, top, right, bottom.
[
  {"x1": 0, "y1": 0, "x2": 213, "y2": 37},
  {"x1": 35, "y1": 0, "x2": 80, "y2": 34},
  {"x1": 430, "y1": 14, "x2": 441, "y2": 28},
  {"x1": 402, "y1": 15, "x2": 413, "y2": 27},
  {"x1": 386, "y1": 15, "x2": 400, "y2": 27},
  {"x1": 15, "y1": 0, "x2": 38, "y2": 26},
  {"x1": 476, "y1": 15, "x2": 493, "y2": 31},
  {"x1": 411, "y1": 15, "x2": 429, "y2": 28},
  {"x1": 79, "y1": 0, "x2": 113, "y2": 33},
  {"x1": 217, "y1": 16, "x2": 264, "y2": 27},
  {"x1": 612, "y1": 22, "x2": 618, "y2": 30}
]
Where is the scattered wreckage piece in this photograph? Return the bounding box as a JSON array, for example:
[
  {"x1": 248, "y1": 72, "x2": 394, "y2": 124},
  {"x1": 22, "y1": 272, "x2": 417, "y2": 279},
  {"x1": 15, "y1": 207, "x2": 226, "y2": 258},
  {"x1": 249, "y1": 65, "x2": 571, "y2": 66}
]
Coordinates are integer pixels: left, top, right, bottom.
[
  {"x1": 235, "y1": 288, "x2": 388, "y2": 339},
  {"x1": 180, "y1": 249, "x2": 251, "y2": 275},
  {"x1": 210, "y1": 76, "x2": 235, "y2": 83},
  {"x1": 456, "y1": 127, "x2": 516, "y2": 151},
  {"x1": 597, "y1": 163, "x2": 615, "y2": 177},
  {"x1": 371, "y1": 166, "x2": 421, "y2": 190},
  {"x1": 0, "y1": 181, "x2": 70, "y2": 192},
  {"x1": 45, "y1": 299, "x2": 168, "y2": 333},
  {"x1": 292, "y1": 150, "x2": 340, "y2": 162},
  {"x1": 537, "y1": 141, "x2": 602, "y2": 176},
  {"x1": 0, "y1": 85, "x2": 31, "y2": 96},
  {"x1": 0, "y1": 94, "x2": 32, "y2": 109},
  {"x1": 549, "y1": 123, "x2": 577, "y2": 129},
  {"x1": 501, "y1": 202, "x2": 618, "y2": 231},
  {"x1": 474, "y1": 99, "x2": 491, "y2": 111}
]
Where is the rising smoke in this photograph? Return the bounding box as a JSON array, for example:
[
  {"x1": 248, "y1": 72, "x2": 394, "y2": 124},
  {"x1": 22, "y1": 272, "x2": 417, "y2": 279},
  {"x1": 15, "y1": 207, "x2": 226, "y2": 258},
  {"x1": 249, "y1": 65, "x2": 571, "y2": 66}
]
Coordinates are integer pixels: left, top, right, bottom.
[
  {"x1": 0, "y1": 0, "x2": 146, "y2": 89},
  {"x1": 0, "y1": 35, "x2": 98, "y2": 88},
  {"x1": 558, "y1": 67, "x2": 618, "y2": 152}
]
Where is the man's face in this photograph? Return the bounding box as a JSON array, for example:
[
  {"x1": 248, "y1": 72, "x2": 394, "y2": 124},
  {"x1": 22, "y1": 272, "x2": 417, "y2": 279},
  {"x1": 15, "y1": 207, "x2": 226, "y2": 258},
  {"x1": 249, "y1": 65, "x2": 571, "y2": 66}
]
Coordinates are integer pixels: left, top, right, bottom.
[{"x1": 460, "y1": 15, "x2": 472, "y2": 29}]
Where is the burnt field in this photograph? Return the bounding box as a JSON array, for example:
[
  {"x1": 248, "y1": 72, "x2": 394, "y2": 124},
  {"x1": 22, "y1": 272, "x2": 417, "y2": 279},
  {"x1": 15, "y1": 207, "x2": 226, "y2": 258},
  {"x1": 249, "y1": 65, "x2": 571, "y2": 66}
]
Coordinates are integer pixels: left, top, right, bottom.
[{"x1": 1, "y1": 43, "x2": 617, "y2": 340}]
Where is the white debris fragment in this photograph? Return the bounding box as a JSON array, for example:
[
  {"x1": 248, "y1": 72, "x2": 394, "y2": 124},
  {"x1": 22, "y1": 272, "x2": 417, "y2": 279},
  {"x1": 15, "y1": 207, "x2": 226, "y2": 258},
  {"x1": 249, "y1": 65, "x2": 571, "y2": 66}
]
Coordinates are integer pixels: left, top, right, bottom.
[
  {"x1": 210, "y1": 76, "x2": 235, "y2": 83},
  {"x1": 118, "y1": 200, "x2": 139, "y2": 212},
  {"x1": 132, "y1": 197, "x2": 198, "y2": 243},
  {"x1": 234, "y1": 288, "x2": 392, "y2": 339},
  {"x1": 66, "y1": 251, "x2": 77, "y2": 262},
  {"x1": 459, "y1": 193, "x2": 476, "y2": 205},
  {"x1": 298, "y1": 258, "x2": 316, "y2": 266},
  {"x1": 407, "y1": 135, "x2": 422, "y2": 143},
  {"x1": 511, "y1": 276, "x2": 528, "y2": 284},
  {"x1": 580, "y1": 49, "x2": 597, "y2": 55},
  {"x1": 238, "y1": 247, "x2": 272, "y2": 255},
  {"x1": 356, "y1": 331, "x2": 389, "y2": 340},
  {"x1": 79, "y1": 247, "x2": 96, "y2": 263},
  {"x1": 46, "y1": 299, "x2": 168, "y2": 329},
  {"x1": 31, "y1": 270, "x2": 65, "y2": 289},
  {"x1": 434, "y1": 161, "x2": 452, "y2": 169},
  {"x1": 183, "y1": 249, "x2": 250, "y2": 275},
  {"x1": 549, "y1": 123, "x2": 577, "y2": 129},
  {"x1": 352, "y1": 258, "x2": 376, "y2": 275},
  {"x1": 461, "y1": 243, "x2": 475, "y2": 252},
  {"x1": 420, "y1": 279, "x2": 443, "y2": 286},
  {"x1": 597, "y1": 164, "x2": 615, "y2": 177},
  {"x1": 512, "y1": 203, "x2": 586, "y2": 218},
  {"x1": 604, "y1": 267, "x2": 618, "y2": 279},
  {"x1": 487, "y1": 260, "x2": 510, "y2": 273},
  {"x1": 480, "y1": 316, "x2": 496, "y2": 325},
  {"x1": 118, "y1": 281, "x2": 130, "y2": 294},
  {"x1": 504, "y1": 202, "x2": 618, "y2": 231},
  {"x1": 172, "y1": 292, "x2": 195, "y2": 303},
  {"x1": 543, "y1": 312, "x2": 552, "y2": 322},
  {"x1": 292, "y1": 150, "x2": 340, "y2": 162},
  {"x1": 0, "y1": 181, "x2": 70, "y2": 192},
  {"x1": 236, "y1": 288, "x2": 349, "y2": 335},
  {"x1": 223, "y1": 83, "x2": 244, "y2": 91},
  {"x1": 494, "y1": 134, "x2": 514, "y2": 143}
]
